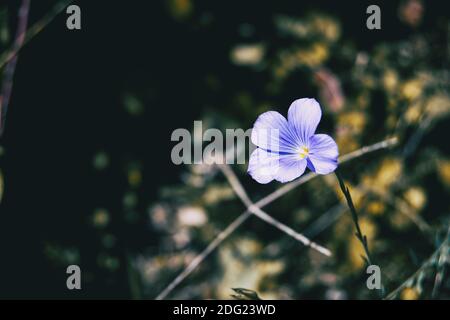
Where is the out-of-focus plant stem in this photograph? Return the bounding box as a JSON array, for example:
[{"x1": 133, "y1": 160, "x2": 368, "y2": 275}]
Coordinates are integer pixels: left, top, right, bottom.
[
  {"x1": 0, "y1": 0, "x2": 30, "y2": 136},
  {"x1": 0, "y1": 0, "x2": 75, "y2": 136},
  {"x1": 384, "y1": 225, "x2": 450, "y2": 300},
  {"x1": 126, "y1": 250, "x2": 142, "y2": 300},
  {"x1": 0, "y1": 0, "x2": 74, "y2": 70}
]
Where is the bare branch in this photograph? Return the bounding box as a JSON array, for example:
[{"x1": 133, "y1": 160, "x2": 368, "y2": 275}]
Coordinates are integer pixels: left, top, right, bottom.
[{"x1": 218, "y1": 163, "x2": 331, "y2": 256}]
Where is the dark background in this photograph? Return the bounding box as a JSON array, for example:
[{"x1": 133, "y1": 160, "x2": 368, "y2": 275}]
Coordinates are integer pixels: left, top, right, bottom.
[{"x1": 0, "y1": 0, "x2": 448, "y2": 298}]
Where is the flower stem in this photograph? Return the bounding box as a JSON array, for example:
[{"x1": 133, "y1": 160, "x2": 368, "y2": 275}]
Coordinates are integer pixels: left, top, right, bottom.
[
  {"x1": 335, "y1": 170, "x2": 386, "y2": 297},
  {"x1": 335, "y1": 170, "x2": 373, "y2": 265}
]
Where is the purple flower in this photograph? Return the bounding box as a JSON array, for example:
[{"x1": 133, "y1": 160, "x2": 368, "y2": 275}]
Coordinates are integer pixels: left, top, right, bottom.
[{"x1": 248, "y1": 98, "x2": 339, "y2": 184}]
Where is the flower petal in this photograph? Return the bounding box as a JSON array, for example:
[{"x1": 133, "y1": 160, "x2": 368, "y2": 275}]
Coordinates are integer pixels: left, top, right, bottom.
[
  {"x1": 274, "y1": 155, "x2": 307, "y2": 183},
  {"x1": 247, "y1": 148, "x2": 280, "y2": 184},
  {"x1": 287, "y1": 98, "x2": 322, "y2": 144},
  {"x1": 251, "y1": 111, "x2": 298, "y2": 153},
  {"x1": 307, "y1": 134, "x2": 338, "y2": 174}
]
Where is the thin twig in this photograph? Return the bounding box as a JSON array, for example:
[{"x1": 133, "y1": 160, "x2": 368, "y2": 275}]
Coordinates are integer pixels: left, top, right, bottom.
[
  {"x1": 431, "y1": 238, "x2": 448, "y2": 298},
  {"x1": 218, "y1": 163, "x2": 331, "y2": 256},
  {"x1": 402, "y1": 114, "x2": 433, "y2": 158},
  {"x1": 303, "y1": 203, "x2": 346, "y2": 238},
  {"x1": 389, "y1": 194, "x2": 432, "y2": 234},
  {"x1": 0, "y1": 0, "x2": 30, "y2": 136},
  {"x1": 155, "y1": 211, "x2": 252, "y2": 300},
  {"x1": 357, "y1": 186, "x2": 432, "y2": 235},
  {"x1": 155, "y1": 136, "x2": 398, "y2": 299}
]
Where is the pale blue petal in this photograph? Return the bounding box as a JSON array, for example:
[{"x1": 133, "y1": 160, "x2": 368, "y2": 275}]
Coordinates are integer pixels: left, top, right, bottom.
[
  {"x1": 274, "y1": 155, "x2": 307, "y2": 183},
  {"x1": 287, "y1": 98, "x2": 322, "y2": 145},
  {"x1": 251, "y1": 111, "x2": 298, "y2": 153},
  {"x1": 247, "y1": 148, "x2": 280, "y2": 184},
  {"x1": 307, "y1": 134, "x2": 338, "y2": 174}
]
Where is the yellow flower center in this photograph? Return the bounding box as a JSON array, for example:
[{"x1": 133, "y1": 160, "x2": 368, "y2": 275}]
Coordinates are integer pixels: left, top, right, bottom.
[{"x1": 299, "y1": 146, "x2": 309, "y2": 159}]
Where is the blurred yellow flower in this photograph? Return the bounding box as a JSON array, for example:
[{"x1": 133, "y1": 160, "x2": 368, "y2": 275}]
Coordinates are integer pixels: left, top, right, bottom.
[
  {"x1": 425, "y1": 94, "x2": 450, "y2": 119},
  {"x1": 367, "y1": 201, "x2": 385, "y2": 216},
  {"x1": 310, "y1": 15, "x2": 341, "y2": 42},
  {"x1": 168, "y1": 0, "x2": 193, "y2": 20},
  {"x1": 403, "y1": 186, "x2": 426, "y2": 211},
  {"x1": 338, "y1": 111, "x2": 367, "y2": 135},
  {"x1": 359, "y1": 218, "x2": 377, "y2": 243},
  {"x1": 296, "y1": 43, "x2": 329, "y2": 67},
  {"x1": 401, "y1": 79, "x2": 423, "y2": 101},
  {"x1": 382, "y1": 69, "x2": 399, "y2": 92},
  {"x1": 401, "y1": 287, "x2": 419, "y2": 300},
  {"x1": 437, "y1": 159, "x2": 450, "y2": 188},
  {"x1": 404, "y1": 102, "x2": 423, "y2": 124},
  {"x1": 336, "y1": 135, "x2": 359, "y2": 154},
  {"x1": 364, "y1": 157, "x2": 402, "y2": 195},
  {"x1": 275, "y1": 43, "x2": 330, "y2": 78},
  {"x1": 336, "y1": 111, "x2": 367, "y2": 153},
  {"x1": 275, "y1": 14, "x2": 340, "y2": 43},
  {"x1": 230, "y1": 44, "x2": 265, "y2": 66}
]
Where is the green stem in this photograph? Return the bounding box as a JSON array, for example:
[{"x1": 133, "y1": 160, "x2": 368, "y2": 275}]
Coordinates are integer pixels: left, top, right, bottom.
[
  {"x1": 335, "y1": 170, "x2": 386, "y2": 298},
  {"x1": 335, "y1": 170, "x2": 373, "y2": 266}
]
